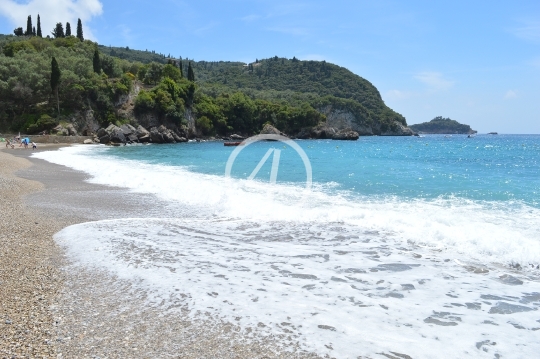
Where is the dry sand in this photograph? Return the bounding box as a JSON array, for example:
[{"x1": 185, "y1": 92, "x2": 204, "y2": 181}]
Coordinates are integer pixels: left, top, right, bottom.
[{"x1": 1, "y1": 145, "x2": 322, "y2": 359}]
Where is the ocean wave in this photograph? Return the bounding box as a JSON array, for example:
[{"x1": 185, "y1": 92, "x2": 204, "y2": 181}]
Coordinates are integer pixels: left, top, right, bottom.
[{"x1": 33, "y1": 145, "x2": 540, "y2": 267}]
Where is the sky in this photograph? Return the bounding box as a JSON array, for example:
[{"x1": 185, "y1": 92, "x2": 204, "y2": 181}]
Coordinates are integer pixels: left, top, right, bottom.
[{"x1": 0, "y1": 0, "x2": 539, "y2": 133}]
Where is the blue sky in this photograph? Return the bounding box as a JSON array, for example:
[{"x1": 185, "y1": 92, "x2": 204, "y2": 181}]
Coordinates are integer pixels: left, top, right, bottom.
[{"x1": 1, "y1": 0, "x2": 539, "y2": 133}]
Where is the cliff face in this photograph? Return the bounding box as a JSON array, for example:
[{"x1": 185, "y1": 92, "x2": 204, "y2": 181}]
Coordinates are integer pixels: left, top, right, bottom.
[{"x1": 318, "y1": 105, "x2": 414, "y2": 136}]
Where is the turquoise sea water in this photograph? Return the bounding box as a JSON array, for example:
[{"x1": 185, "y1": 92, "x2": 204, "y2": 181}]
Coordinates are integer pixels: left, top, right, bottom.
[
  {"x1": 35, "y1": 134, "x2": 540, "y2": 358},
  {"x1": 103, "y1": 134, "x2": 540, "y2": 207}
]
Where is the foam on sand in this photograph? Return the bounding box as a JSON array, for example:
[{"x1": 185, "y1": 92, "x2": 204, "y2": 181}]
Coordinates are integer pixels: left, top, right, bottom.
[{"x1": 55, "y1": 218, "x2": 540, "y2": 358}]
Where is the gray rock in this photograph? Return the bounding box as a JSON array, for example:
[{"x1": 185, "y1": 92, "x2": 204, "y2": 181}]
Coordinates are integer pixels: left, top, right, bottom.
[
  {"x1": 381, "y1": 121, "x2": 415, "y2": 136},
  {"x1": 138, "y1": 134, "x2": 151, "y2": 143},
  {"x1": 105, "y1": 123, "x2": 117, "y2": 133},
  {"x1": 163, "y1": 131, "x2": 176, "y2": 143},
  {"x1": 120, "y1": 124, "x2": 137, "y2": 136},
  {"x1": 332, "y1": 129, "x2": 359, "y2": 140},
  {"x1": 260, "y1": 124, "x2": 281, "y2": 136},
  {"x1": 136, "y1": 125, "x2": 150, "y2": 138},
  {"x1": 150, "y1": 127, "x2": 164, "y2": 143},
  {"x1": 230, "y1": 134, "x2": 245, "y2": 140},
  {"x1": 97, "y1": 128, "x2": 107, "y2": 138},
  {"x1": 157, "y1": 125, "x2": 168, "y2": 134},
  {"x1": 99, "y1": 134, "x2": 110, "y2": 144},
  {"x1": 311, "y1": 125, "x2": 336, "y2": 139},
  {"x1": 66, "y1": 124, "x2": 78, "y2": 136},
  {"x1": 83, "y1": 139, "x2": 93, "y2": 144},
  {"x1": 109, "y1": 128, "x2": 126, "y2": 143},
  {"x1": 127, "y1": 134, "x2": 138, "y2": 142}
]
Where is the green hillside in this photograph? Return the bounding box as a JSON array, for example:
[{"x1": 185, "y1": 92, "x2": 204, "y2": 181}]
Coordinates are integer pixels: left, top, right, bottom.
[{"x1": 0, "y1": 32, "x2": 408, "y2": 137}]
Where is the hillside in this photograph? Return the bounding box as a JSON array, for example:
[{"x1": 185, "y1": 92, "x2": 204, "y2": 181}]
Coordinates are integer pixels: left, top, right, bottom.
[
  {"x1": 0, "y1": 33, "x2": 413, "y2": 139},
  {"x1": 409, "y1": 116, "x2": 477, "y2": 134}
]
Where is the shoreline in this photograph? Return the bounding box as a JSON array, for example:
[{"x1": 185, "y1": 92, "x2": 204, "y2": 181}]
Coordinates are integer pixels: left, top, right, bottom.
[{"x1": 0, "y1": 146, "x2": 320, "y2": 358}]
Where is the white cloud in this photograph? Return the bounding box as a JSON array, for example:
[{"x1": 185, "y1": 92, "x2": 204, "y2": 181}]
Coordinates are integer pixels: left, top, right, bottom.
[
  {"x1": 385, "y1": 89, "x2": 412, "y2": 100},
  {"x1": 414, "y1": 71, "x2": 454, "y2": 91},
  {"x1": 508, "y1": 20, "x2": 540, "y2": 43},
  {"x1": 504, "y1": 90, "x2": 517, "y2": 99},
  {"x1": 0, "y1": 0, "x2": 103, "y2": 40},
  {"x1": 241, "y1": 14, "x2": 260, "y2": 22}
]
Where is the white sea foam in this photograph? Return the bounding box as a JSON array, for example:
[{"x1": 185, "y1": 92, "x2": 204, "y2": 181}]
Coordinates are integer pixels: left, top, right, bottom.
[
  {"x1": 34, "y1": 145, "x2": 540, "y2": 267},
  {"x1": 55, "y1": 218, "x2": 540, "y2": 358},
  {"x1": 34, "y1": 145, "x2": 540, "y2": 357}
]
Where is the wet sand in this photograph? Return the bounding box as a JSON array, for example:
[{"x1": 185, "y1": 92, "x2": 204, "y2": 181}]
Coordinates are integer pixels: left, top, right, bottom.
[{"x1": 0, "y1": 145, "x2": 320, "y2": 358}]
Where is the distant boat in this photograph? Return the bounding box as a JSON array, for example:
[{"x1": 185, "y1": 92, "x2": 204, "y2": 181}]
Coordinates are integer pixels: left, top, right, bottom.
[
  {"x1": 488, "y1": 132, "x2": 498, "y2": 135},
  {"x1": 224, "y1": 141, "x2": 243, "y2": 147},
  {"x1": 468, "y1": 134, "x2": 476, "y2": 138}
]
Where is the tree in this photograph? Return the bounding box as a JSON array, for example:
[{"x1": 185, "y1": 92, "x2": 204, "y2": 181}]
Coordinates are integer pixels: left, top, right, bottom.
[
  {"x1": 52, "y1": 22, "x2": 65, "y2": 38},
  {"x1": 32, "y1": 26, "x2": 36, "y2": 36},
  {"x1": 187, "y1": 62, "x2": 195, "y2": 82},
  {"x1": 13, "y1": 27, "x2": 24, "y2": 36},
  {"x1": 93, "y1": 49, "x2": 101, "y2": 73},
  {"x1": 65, "y1": 22, "x2": 71, "y2": 36},
  {"x1": 76, "y1": 18, "x2": 84, "y2": 41},
  {"x1": 179, "y1": 61, "x2": 183, "y2": 78},
  {"x1": 51, "y1": 57, "x2": 61, "y2": 114},
  {"x1": 37, "y1": 14, "x2": 42, "y2": 37},
  {"x1": 25, "y1": 15, "x2": 33, "y2": 36}
]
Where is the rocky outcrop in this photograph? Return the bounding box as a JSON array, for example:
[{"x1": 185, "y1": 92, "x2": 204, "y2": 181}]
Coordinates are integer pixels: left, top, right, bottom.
[
  {"x1": 321, "y1": 106, "x2": 374, "y2": 136},
  {"x1": 317, "y1": 105, "x2": 414, "y2": 136},
  {"x1": 332, "y1": 129, "x2": 360, "y2": 140},
  {"x1": 380, "y1": 121, "x2": 415, "y2": 136},
  {"x1": 259, "y1": 124, "x2": 289, "y2": 138},
  {"x1": 136, "y1": 125, "x2": 151, "y2": 143},
  {"x1": 295, "y1": 125, "x2": 359, "y2": 140},
  {"x1": 94, "y1": 122, "x2": 188, "y2": 145}
]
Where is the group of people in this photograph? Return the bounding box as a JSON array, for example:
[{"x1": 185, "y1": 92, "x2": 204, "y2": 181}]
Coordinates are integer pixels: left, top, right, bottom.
[{"x1": 4, "y1": 135, "x2": 37, "y2": 150}]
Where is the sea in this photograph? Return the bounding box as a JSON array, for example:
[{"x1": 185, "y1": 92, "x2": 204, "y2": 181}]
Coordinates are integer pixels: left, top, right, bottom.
[{"x1": 34, "y1": 134, "x2": 540, "y2": 358}]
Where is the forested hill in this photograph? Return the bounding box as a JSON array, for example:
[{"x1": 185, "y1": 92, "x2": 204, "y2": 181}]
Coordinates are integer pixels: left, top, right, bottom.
[
  {"x1": 1, "y1": 32, "x2": 410, "y2": 138},
  {"x1": 409, "y1": 117, "x2": 477, "y2": 134}
]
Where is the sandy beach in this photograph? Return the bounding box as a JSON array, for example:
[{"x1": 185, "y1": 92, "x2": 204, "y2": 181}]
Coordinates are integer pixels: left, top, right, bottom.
[{"x1": 0, "y1": 145, "x2": 320, "y2": 359}]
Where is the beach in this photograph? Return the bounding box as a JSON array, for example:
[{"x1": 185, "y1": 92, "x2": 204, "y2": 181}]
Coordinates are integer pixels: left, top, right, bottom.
[
  {"x1": 0, "y1": 145, "x2": 320, "y2": 359},
  {"x1": 1, "y1": 139, "x2": 539, "y2": 358},
  {"x1": 0, "y1": 145, "x2": 65, "y2": 358}
]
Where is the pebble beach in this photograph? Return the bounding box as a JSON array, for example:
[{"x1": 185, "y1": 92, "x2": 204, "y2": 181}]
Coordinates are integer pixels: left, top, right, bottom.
[
  {"x1": 0, "y1": 145, "x2": 319, "y2": 359},
  {"x1": 0, "y1": 146, "x2": 65, "y2": 358}
]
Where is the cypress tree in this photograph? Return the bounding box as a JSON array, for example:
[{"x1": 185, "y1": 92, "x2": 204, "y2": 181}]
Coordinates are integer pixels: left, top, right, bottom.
[
  {"x1": 93, "y1": 49, "x2": 101, "y2": 74},
  {"x1": 76, "y1": 18, "x2": 84, "y2": 41},
  {"x1": 25, "y1": 15, "x2": 33, "y2": 36},
  {"x1": 32, "y1": 26, "x2": 36, "y2": 36},
  {"x1": 187, "y1": 62, "x2": 195, "y2": 81},
  {"x1": 65, "y1": 22, "x2": 71, "y2": 36},
  {"x1": 179, "y1": 61, "x2": 183, "y2": 78},
  {"x1": 51, "y1": 57, "x2": 61, "y2": 114},
  {"x1": 52, "y1": 22, "x2": 64, "y2": 38},
  {"x1": 36, "y1": 14, "x2": 42, "y2": 37}
]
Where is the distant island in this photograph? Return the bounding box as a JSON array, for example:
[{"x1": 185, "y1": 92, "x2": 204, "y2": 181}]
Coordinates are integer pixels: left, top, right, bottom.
[
  {"x1": 0, "y1": 15, "x2": 416, "y2": 142},
  {"x1": 409, "y1": 116, "x2": 477, "y2": 134}
]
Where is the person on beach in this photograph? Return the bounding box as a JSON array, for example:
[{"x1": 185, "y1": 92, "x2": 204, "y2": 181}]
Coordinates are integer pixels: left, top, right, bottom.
[{"x1": 32, "y1": 142, "x2": 37, "y2": 150}]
